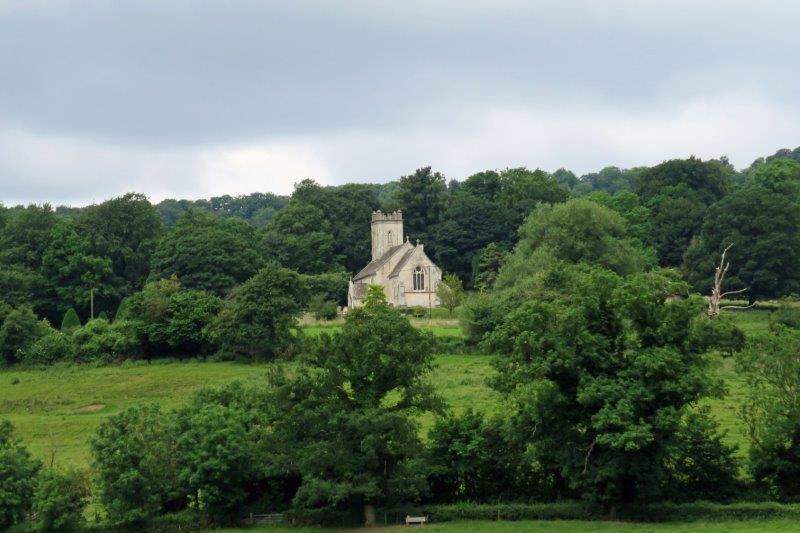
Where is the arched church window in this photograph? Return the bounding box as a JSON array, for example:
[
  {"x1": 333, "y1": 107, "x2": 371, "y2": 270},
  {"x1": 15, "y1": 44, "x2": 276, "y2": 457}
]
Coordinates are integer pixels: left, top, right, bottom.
[
  {"x1": 387, "y1": 230, "x2": 394, "y2": 246},
  {"x1": 413, "y1": 266, "x2": 425, "y2": 291}
]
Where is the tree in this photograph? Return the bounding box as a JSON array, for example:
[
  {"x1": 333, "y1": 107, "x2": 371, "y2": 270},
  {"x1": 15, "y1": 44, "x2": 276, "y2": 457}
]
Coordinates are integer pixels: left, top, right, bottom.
[
  {"x1": 32, "y1": 469, "x2": 90, "y2": 532},
  {"x1": 0, "y1": 420, "x2": 41, "y2": 530},
  {"x1": 91, "y1": 405, "x2": 180, "y2": 527},
  {"x1": 392, "y1": 167, "x2": 448, "y2": 250},
  {"x1": 573, "y1": 166, "x2": 644, "y2": 196},
  {"x1": 737, "y1": 327, "x2": 800, "y2": 499},
  {"x1": 60, "y1": 308, "x2": 81, "y2": 333},
  {"x1": 149, "y1": 210, "x2": 263, "y2": 296},
  {"x1": 683, "y1": 183, "x2": 800, "y2": 300},
  {"x1": 123, "y1": 278, "x2": 222, "y2": 356},
  {"x1": 495, "y1": 199, "x2": 653, "y2": 289},
  {"x1": 471, "y1": 243, "x2": 508, "y2": 292},
  {"x1": 263, "y1": 202, "x2": 340, "y2": 274},
  {"x1": 41, "y1": 220, "x2": 117, "y2": 319},
  {"x1": 487, "y1": 266, "x2": 718, "y2": 509},
  {"x1": 76, "y1": 193, "x2": 163, "y2": 295},
  {"x1": 0, "y1": 306, "x2": 49, "y2": 365},
  {"x1": 433, "y1": 190, "x2": 507, "y2": 284},
  {"x1": 435, "y1": 273, "x2": 464, "y2": 316},
  {"x1": 636, "y1": 158, "x2": 731, "y2": 267},
  {"x1": 0, "y1": 204, "x2": 58, "y2": 270},
  {"x1": 496, "y1": 167, "x2": 569, "y2": 238},
  {"x1": 271, "y1": 295, "x2": 441, "y2": 523},
  {"x1": 206, "y1": 265, "x2": 307, "y2": 360}
]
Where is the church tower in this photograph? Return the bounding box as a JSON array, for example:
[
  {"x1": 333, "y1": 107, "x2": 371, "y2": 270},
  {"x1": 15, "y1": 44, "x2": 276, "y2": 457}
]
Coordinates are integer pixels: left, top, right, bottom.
[{"x1": 371, "y1": 210, "x2": 403, "y2": 260}]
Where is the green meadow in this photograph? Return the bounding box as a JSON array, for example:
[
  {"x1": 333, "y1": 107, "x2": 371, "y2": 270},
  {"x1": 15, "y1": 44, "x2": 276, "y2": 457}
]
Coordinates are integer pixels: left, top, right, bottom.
[{"x1": 0, "y1": 309, "x2": 770, "y2": 472}]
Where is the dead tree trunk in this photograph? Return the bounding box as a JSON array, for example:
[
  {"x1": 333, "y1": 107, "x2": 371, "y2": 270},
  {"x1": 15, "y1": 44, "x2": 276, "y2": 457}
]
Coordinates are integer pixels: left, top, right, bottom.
[{"x1": 707, "y1": 243, "x2": 753, "y2": 317}]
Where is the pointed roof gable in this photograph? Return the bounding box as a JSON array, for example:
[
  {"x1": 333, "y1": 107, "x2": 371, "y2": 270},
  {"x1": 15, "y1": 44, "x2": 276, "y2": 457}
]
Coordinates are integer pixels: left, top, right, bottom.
[{"x1": 353, "y1": 243, "x2": 408, "y2": 281}]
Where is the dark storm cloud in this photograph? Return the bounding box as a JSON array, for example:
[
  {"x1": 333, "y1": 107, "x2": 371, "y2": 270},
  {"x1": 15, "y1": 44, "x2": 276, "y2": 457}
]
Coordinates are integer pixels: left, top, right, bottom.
[{"x1": 1, "y1": 1, "x2": 799, "y2": 204}]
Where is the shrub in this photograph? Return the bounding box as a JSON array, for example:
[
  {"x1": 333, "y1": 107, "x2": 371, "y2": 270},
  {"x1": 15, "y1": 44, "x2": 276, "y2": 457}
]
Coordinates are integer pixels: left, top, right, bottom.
[
  {"x1": 73, "y1": 319, "x2": 140, "y2": 363},
  {"x1": 32, "y1": 469, "x2": 90, "y2": 532},
  {"x1": 0, "y1": 420, "x2": 41, "y2": 530},
  {"x1": 60, "y1": 308, "x2": 81, "y2": 333},
  {"x1": 309, "y1": 296, "x2": 338, "y2": 320},
  {"x1": 0, "y1": 306, "x2": 49, "y2": 365},
  {"x1": 125, "y1": 280, "x2": 222, "y2": 357},
  {"x1": 21, "y1": 330, "x2": 76, "y2": 365},
  {"x1": 690, "y1": 314, "x2": 746, "y2": 357},
  {"x1": 662, "y1": 407, "x2": 740, "y2": 501},
  {"x1": 770, "y1": 301, "x2": 800, "y2": 331}
]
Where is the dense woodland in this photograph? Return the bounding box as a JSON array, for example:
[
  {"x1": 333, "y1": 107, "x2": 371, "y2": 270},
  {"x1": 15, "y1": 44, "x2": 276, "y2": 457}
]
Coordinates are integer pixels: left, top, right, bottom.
[{"x1": 3, "y1": 146, "x2": 800, "y2": 529}]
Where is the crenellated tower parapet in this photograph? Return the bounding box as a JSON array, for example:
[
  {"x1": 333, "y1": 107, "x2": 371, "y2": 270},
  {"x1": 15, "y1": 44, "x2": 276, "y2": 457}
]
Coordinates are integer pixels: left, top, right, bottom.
[{"x1": 370, "y1": 210, "x2": 404, "y2": 260}]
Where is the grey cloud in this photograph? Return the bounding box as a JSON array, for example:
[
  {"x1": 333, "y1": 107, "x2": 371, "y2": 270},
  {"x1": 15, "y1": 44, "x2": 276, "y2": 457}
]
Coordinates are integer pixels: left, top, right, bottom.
[{"x1": 1, "y1": 1, "x2": 799, "y2": 204}]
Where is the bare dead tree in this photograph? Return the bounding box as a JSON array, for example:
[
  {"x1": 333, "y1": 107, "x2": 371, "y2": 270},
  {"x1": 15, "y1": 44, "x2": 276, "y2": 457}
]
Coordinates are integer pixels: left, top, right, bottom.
[{"x1": 707, "y1": 243, "x2": 755, "y2": 317}]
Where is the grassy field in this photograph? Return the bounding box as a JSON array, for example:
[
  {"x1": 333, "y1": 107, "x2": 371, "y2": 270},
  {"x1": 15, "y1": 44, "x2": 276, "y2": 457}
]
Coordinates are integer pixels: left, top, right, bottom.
[
  {"x1": 0, "y1": 308, "x2": 771, "y2": 472},
  {"x1": 220, "y1": 518, "x2": 800, "y2": 532},
  {"x1": 0, "y1": 353, "x2": 499, "y2": 469}
]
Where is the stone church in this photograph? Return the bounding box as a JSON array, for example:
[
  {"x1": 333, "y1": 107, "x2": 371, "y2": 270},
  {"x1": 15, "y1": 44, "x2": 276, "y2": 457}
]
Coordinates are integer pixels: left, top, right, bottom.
[{"x1": 348, "y1": 210, "x2": 442, "y2": 309}]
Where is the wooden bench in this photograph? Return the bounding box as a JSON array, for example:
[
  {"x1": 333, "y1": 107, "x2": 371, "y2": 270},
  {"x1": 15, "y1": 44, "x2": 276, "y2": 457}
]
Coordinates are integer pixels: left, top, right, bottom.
[{"x1": 405, "y1": 515, "x2": 428, "y2": 526}]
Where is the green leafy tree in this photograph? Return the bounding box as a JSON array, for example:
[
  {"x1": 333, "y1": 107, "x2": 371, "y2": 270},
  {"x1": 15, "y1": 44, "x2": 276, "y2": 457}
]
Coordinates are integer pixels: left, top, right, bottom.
[
  {"x1": 271, "y1": 295, "x2": 441, "y2": 522},
  {"x1": 636, "y1": 157, "x2": 731, "y2": 266},
  {"x1": 91, "y1": 405, "x2": 180, "y2": 527},
  {"x1": 22, "y1": 330, "x2": 77, "y2": 365},
  {"x1": 392, "y1": 167, "x2": 448, "y2": 250},
  {"x1": 497, "y1": 168, "x2": 570, "y2": 234},
  {"x1": 0, "y1": 420, "x2": 41, "y2": 530},
  {"x1": 487, "y1": 266, "x2": 717, "y2": 509},
  {"x1": 42, "y1": 220, "x2": 117, "y2": 319},
  {"x1": 207, "y1": 265, "x2": 306, "y2": 360},
  {"x1": 76, "y1": 193, "x2": 163, "y2": 295},
  {"x1": 263, "y1": 202, "x2": 339, "y2": 274},
  {"x1": 72, "y1": 319, "x2": 140, "y2": 363},
  {"x1": 471, "y1": 243, "x2": 508, "y2": 292},
  {"x1": 683, "y1": 183, "x2": 800, "y2": 300},
  {"x1": 0, "y1": 306, "x2": 49, "y2": 365},
  {"x1": 573, "y1": 166, "x2": 644, "y2": 196},
  {"x1": 123, "y1": 278, "x2": 222, "y2": 356},
  {"x1": 0, "y1": 204, "x2": 58, "y2": 270},
  {"x1": 435, "y1": 273, "x2": 465, "y2": 316},
  {"x1": 32, "y1": 469, "x2": 90, "y2": 532},
  {"x1": 496, "y1": 199, "x2": 653, "y2": 289},
  {"x1": 737, "y1": 327, "x2": 800, "y2": 499},
  {"x1": 433, "y1": 189, "x2": 508, "y2": 283},
  {"x1": 150, "y1": 210, "x2": 263, "y2": 296}
]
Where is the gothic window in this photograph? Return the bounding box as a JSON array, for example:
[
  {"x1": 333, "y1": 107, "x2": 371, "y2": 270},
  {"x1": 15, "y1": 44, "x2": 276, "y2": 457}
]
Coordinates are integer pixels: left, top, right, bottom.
[
  {"x1": 387, "y1": 230, "x2": 394, "y2": 246},
  {"x1": 413, "y1": 266, "x2": 425, "y2": 291}
]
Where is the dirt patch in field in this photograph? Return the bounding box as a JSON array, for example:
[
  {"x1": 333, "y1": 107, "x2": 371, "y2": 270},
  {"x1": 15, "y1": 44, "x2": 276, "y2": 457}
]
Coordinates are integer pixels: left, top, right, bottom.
[{"x1": 77, "y1": 403, "x2": 105, "y2": 413}]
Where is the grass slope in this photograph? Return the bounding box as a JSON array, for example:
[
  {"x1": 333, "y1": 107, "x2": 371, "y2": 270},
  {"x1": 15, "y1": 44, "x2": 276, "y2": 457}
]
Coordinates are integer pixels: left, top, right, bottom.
[
  {"x1": 0, "y1": 353, "x2": 499, "y2": 469},
  {"x1": 0, "y1": 309, "x2": 770, "y2": 472}
]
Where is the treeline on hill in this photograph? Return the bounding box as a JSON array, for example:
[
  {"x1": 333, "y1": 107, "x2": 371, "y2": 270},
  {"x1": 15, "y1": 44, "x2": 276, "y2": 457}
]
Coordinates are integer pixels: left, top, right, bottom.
[{"x1": 2, "y1": 147, "x2": 800, "y2": 368}]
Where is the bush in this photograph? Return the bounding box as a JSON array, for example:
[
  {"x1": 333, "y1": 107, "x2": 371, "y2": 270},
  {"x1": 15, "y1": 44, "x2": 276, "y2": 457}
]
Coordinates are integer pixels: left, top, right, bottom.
[
  {"x1": 91, "y1": 405, "x2": 180, "y2": 527},
  {"x1": 663, "y1": 407, "x2": 741, "y2": 501},
  {"x1": 771, "y1": 301, "x2": 800, "y2": 331},
  {"x1": 21, "y1": 331, "x2": 76, "y2": 365},
  {"x1": 32, "y1": 469, "x2": 90, "y2": 531},
  {"x1": 125, "y1": 279, "x2": 222, "y2": 357},
  {"x1": 0, "y1": 306, "x2": 49, "y2": 365},
  {"x1": 309, "y1": 296, "x2": 338, "y2": 320},
  {"x1": 73, "y1": 319, "x2": 140, "y2": 363},
  {"x1": 60, "y1": 308, "x2": 81, "y2": 333},
  {"x1": 690, "y1": 314, "x2": 746, "y2": 357},
  {"x1": 0, "y1": 420, "x2": 41, "y2": 530}
]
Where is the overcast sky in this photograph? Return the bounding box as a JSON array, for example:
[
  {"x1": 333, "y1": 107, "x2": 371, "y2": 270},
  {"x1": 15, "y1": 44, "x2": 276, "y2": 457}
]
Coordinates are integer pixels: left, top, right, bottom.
[{"x1": 1, "y1": 1, "x2": 799, "y2": 206}]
